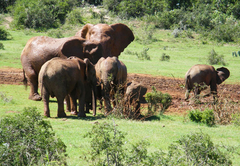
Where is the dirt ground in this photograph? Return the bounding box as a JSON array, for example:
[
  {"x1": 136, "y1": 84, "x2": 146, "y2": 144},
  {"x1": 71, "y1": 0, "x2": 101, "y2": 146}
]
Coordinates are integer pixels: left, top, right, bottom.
[{"x1": 1, "y1": 68, "x2": 240, "y2": 115}]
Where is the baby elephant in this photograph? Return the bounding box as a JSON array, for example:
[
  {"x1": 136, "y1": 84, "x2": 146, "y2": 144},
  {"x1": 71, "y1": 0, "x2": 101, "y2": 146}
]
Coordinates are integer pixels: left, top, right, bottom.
[
  {"x1": 38, "y1": 57, "x2": 97, "y2": 118},
  {"x1": 185, "y1": 64, "x2": 230, "y2": 100},
  {"x1": 125, "y1": 81, "x2": 147, "y2": 115}
]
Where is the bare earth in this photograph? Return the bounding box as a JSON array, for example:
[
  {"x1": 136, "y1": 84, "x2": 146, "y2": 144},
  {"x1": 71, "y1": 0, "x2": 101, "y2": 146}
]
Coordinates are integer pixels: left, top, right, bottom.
[{"x1": 1, "y1": 68, "x2": 240, "y2": 115}]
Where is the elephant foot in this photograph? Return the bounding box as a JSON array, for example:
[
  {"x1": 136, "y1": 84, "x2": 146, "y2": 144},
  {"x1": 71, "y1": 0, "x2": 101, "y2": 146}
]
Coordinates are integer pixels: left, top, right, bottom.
[
  {"x1": 57, "y1": 112, "x2": 67, "y2": 118},
  {"x1": 44, "y1": 113, "x2": 50, "y2": 117},
  {"x1": 78, "y1": 112, "x2": 86, "y2": 117},
  {"x1": 71, "y1": 111, "x2": 78, "y2": 115},
  {"x1": 29, "y1": 93, "x2": 42, "y2": 101}
]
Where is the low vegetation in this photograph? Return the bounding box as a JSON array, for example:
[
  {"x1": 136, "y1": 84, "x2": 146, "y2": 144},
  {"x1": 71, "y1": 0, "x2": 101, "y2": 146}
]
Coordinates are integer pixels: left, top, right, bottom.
[{"x1": 0, "y1": 107, "x2": 67, "y2": 165}]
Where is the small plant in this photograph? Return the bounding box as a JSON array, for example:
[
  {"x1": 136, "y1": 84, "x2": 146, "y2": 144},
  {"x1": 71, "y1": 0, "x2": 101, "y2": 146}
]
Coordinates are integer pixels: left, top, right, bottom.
[
  {"x1": 0, "y1": 107, "x2": 67, "y2": 165},
  {"x1": 0, "y1": 27, "x2": 11, "y2": 40},
  {"x1": 136, "y1": 47, "x2": 150, "y2": 60},
  {"x1": 188, "y1": 109, "x2": 215, "y2": 126},
  {"x1": 172, "y1": 28, "x2": 181, "y2": 38},
  {"x1": 160, "y1": 53, "x2": 170, "y2": 61},
  {"x1": 0, "y1": 92, "x2": 13, "y2": 104},
  {"x1": 232, "y1": 113, "x2": 240, "y2": 126},
  {"x1": 207, "y1": 49, "x2": 227, "y2": 66},
  {"x1": 145, "y1": 86, "x2": 172, "y2": 115},
  {"x1": 0, "y1": 42, "x2": 4, "y2": 50}
]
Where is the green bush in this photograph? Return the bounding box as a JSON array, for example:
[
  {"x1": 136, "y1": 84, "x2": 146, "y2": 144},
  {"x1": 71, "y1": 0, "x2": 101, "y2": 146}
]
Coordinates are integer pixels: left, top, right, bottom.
[
  {"x1": 160, "y1": 53, "x2": 170, "y2": 61},
  {"x1": 0, "y1": 27, "x2": 12, "y2": 40},
  {"x1": 47, "y1": 28, "x2": 64, "y2": 38},
  {"x1": 145, "y1": 86, "x2": 172, "y2": 115},
  {"x1": 65, "y1": 8, "x2": 84, "y2": 25},
  {"x1": 84, "y1": 122, "x2": 235, "y2": 165},
  {"x1": 0, "y1": 43, "x2": 4, "y2": 50},
  {"x1": 207, "y1": 49, "x2": 227, "y2": 66},
  {"x1": 0, "y1": 107, "x2": 67, "y2": 165},
  {"x1": 136, "y1": 47, "x2": 151, "y2": 60},
  {"x1": 167, "y1": 132, "x2": 233, "y2": 165},
  {"x1": 188, "y1": 109, "x2": 215, "y2": 126},
  {"x1": 11, "y1": 0, "x2": 74, "y2": 30}
]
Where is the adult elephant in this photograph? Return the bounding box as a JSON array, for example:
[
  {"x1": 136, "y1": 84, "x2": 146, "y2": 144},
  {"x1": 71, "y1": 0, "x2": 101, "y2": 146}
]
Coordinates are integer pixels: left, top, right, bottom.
[
  {"x1": 38, "y1": 57, "x2": 97, "y2": 118},
  {"x1": 184, "y1": 64, "x2": 230, "y2": 100},
  {"x1": 21, "y1": 35, "x2": 102, "y2": 101},
  {"x1": 76, "y1": 23, "x2": 134, "y2": 58},
  {"x1": 95, "y1": 57, "x2": 127, "y2": 113}
]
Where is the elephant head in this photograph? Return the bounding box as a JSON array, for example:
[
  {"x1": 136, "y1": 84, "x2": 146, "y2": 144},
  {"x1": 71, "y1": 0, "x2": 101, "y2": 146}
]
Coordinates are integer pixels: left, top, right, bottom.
[
  {"x1": 216, "y1": 67, "x2": 230, "y2": 85},
  {"x1": 60, "y1": 37, "x2": 103, "y2": 64},
  {"x1": 75, "y1": 23, "x2": 134, "y2": 57}
]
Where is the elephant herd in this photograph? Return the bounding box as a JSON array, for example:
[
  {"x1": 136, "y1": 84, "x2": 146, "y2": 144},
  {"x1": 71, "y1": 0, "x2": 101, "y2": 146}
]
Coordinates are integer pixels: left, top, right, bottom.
[{"x1": 21, "y1": 23, "x2": 230, "y2": 118}]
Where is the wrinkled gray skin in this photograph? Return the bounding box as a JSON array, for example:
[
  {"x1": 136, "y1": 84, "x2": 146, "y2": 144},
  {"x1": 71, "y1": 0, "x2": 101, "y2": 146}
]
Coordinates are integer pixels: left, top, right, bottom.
[
  {"x1": 125, "y1": 81, "x2": 147, "y2": 115},
  {"x1": 76, "y1": 23, "x2": 134, "y2": 58},
  {"x1": 185, "y1": 64, "x2": 230, "y2": 100},
  {"x1": 38, "y1": 57, "x2": 97, "y2": 117},
  {"x1": 21, "y1": 35, "x2": 102, "y2": 101},
  {"x1": 95, "y1": 57, "x2": 127, "y2": 113}
]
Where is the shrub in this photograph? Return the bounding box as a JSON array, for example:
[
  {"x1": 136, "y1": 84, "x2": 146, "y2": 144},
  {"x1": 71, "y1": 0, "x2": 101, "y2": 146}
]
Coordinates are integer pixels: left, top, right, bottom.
[
  {"x1": 11, "y1": 0, "x2": 74, "y2": 30},
  {"x1": 207, "y1": 49, "x2": 227, "y2": 66},
  {"x1": 0, "y1": 27, "x2": 12, "y2": 40},
  {"x1": 0, "y1": 43, "x2": 4, "y2": 50},
  {"x1": 0, "y1": 92, "x2": 13, "y2": 104},
  {"x1": 188, "y1": 109, "x2": 215, "y2": 126},
  {"x1": 160, "y1": 53, "x2": 170, "y2": 61},
  {"x1": 145, "y1": 86, "x2": 172, "y2": 115},
  {"x1": 0, "y1": 107, "x2": 67, "y2": 165},
  {"x1": 65, "y1": 8, "x2": 84, "y2": 25},
  {"x1": 167, "y1": 132, "x2": 233, "y2": 165},
  {"x1": 84, "y1": 122, "x2": 235, "y2": 165},
  {"x1": 136, "y1": 47, "x2": 151, "y2": 60}
]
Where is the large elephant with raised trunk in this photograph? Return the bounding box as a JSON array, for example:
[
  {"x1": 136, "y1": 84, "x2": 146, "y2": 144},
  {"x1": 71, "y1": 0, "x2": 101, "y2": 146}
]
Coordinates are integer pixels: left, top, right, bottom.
[
  {"x1": 76, "y1": 23, "x2": 134, "y2": 58},
  {"x1": 184, "y1": 64, "x2": 230, "y2": 100},
  {"x1": 38, "y1": 57, "x2": 97, "y2": 118},
  {"x1": 95, "y1": 57, "x2": 127, "y2": 113},
  {"x1": 21, "y1": 35, "x2": 102, "y2": 101}
]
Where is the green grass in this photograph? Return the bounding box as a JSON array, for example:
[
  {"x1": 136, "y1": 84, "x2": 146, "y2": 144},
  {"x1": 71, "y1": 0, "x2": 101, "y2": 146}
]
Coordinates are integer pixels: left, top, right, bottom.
[{"x1": 0, "y1": 84, "x2": 240, "y2": 165}]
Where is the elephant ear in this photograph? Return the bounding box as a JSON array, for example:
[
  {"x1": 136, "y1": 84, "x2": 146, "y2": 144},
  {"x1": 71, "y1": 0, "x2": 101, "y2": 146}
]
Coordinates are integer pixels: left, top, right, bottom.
[
  {"x1": 110, "y1": 23, "x2": 135, "y2": 57},
  {"x1": 60, "y1": 37, "x2": 85, "y2": 58},
  {"x1": 216, "y1": 67, "x2": 230, "y2": 84},
  {"x1": 75, "y1": 23, "x2": 94, "y2": 39}
]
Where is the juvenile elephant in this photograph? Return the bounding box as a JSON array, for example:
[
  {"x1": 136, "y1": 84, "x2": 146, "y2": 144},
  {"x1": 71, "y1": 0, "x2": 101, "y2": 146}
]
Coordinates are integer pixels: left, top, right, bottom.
[
  {"x1": 125, "y1": 81, "x2": 147, "y2": 115},
  {"x1": 38, "y1": 57, "x2": 97, "y2": 118},
  {"x1": 76, "y1": 23, "x2": 134, "y2": 58},
  {"x1": 21, "y1": 35, "x2": 102, "y2": 101},
  {"x1": 95, "y1": 57, "x2": 127, "y2": 113},
  {"x1": 185, "y1": 64, "x2": 230, "y2": 100}
]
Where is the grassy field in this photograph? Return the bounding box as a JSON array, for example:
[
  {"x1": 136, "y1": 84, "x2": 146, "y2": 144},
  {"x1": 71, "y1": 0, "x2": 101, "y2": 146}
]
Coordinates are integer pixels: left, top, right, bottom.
[{"x1": 1, "y1": 25, "x2": 240, "y2": 165}]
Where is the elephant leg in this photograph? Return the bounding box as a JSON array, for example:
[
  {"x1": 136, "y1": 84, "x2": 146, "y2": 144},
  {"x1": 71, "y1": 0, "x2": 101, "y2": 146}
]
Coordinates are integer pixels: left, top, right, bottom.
[
  {"x1": 69, "y1": 94, "x2": 78, "y2": 115},
  {"x1": 78, "y1": 88, "x2": 86, "y2": 117},
  {"x1": 42, "y1": 87, "x2": 50, "y2": 117},
  {"x1": 85, "y1": 102, "x2": 91, "y2": 113},
  {"x1": 65, "y1": 95, "x2": 71, "y2": 112},
  {"x1": 185, "y1": 89, "x2": 191, "y2": 100},
  {"x1": 56, "y1": 96, "x2": 66, "y2": 118},
  {"x1": 26, "y1": 69, "x2": 42, "y2": 101}
]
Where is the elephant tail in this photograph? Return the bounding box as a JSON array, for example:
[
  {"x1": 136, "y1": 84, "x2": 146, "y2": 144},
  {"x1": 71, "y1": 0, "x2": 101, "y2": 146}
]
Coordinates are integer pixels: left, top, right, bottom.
[{"x1": 22, "y1": 69, "x2": 28, "y2": 89}]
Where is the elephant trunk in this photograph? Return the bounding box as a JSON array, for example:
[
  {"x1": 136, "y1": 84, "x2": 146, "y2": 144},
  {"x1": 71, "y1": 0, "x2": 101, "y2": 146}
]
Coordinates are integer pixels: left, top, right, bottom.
[{"x1": 92, "y1": 86, "x2": 96, "y2": 116}]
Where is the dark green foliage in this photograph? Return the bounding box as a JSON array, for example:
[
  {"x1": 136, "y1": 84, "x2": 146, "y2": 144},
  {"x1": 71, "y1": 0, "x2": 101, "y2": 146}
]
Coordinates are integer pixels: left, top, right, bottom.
[
  {"x1": 145, "y1": 86, "x2": 172, "y2": 114},
  {"x1": 66, "y1": 8, "x2": 84, "y2": 25},
  {"x1": 0, "y1": 27, "x2": 12, "y2": 40},
  {"x1": 0, "y1": 0, "x2": 16, "y2": 13},
  {"x1": 188, "y1": 109, "x2": 215, "y2": 126},
  {"x1": 160, "y1": 53, "x2": 170, "y2": 61},
  {"x1": 207, "y1": 49, "x2": 227, "y2": 66},
  {"x1": 11, "y1": 0, "x2": 75, "y2": 30},
  {"x1": 0, "y1": 107, "x2": 67, "y2": 165}
]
